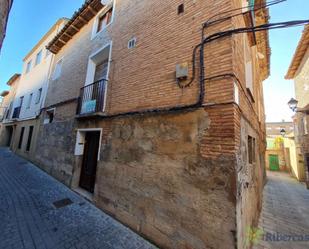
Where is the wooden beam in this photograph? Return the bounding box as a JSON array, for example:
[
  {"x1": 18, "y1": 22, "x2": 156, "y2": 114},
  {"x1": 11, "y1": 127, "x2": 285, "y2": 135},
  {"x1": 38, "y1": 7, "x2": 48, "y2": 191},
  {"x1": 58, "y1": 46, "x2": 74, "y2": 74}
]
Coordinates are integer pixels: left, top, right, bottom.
[
  {"x1": 58, "y1": 38, "x2": 67, "y2": 45},
  {"x1": 70, "y1": 24, "x2": 80, "y2": 32},
  {"x1": 63, "y1": 32, "x2": 72, "y2": 39},
  {"x1": 78, "y1": 15, "x2": 88, "y2": 24},
  {"x1": 87, "y1": 5, "x2": 97, "y2": 16},
  {"x1": 52, "y1": 43, "x2": 61, "y2": 50}
]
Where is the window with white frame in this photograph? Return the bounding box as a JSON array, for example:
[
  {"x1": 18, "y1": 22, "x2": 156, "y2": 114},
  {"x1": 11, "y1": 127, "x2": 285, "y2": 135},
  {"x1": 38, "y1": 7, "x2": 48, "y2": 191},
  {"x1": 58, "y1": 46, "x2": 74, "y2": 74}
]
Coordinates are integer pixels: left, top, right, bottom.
[
  {"x1": 35, "y1": 50, "x2": 42, "y2": 65},
  {"x1": 45, "y1": 49, "x2": 51, "y2": 58},
  {"x1": 27, "y1": 93, "x2": 33, "y2": 109},
  {"x1": 96, "y1": 5, "x2": 113, "y2": 34},
  {"x1": 26, "y1": 61, "x2": 32, "y2": 73},
  {"x1": 52, "y1": 59, "x2": 63, "y2": 80},
  {"x1": 245, "y1": 61, "x2": 254, "y2": 95},
  {"x1": 243, "y1": 35, "x2": 254, "y2": 98},
  {"x1": 36, "y1": 88, "x2": 42, "y2": 104},
  {"x1": 128, "y1": 37, "x2": 137, "y2": 49}
]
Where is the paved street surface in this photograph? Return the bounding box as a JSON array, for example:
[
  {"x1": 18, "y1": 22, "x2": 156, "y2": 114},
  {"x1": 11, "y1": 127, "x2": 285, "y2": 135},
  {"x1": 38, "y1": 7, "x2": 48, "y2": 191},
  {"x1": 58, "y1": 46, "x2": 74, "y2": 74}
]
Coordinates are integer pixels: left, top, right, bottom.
[
  {"x1": 254, "y1": 171, "x2": 309, "y2": 249},
  {"x1": 0, "y1": 148, "x2": 156, "y2": 249}
]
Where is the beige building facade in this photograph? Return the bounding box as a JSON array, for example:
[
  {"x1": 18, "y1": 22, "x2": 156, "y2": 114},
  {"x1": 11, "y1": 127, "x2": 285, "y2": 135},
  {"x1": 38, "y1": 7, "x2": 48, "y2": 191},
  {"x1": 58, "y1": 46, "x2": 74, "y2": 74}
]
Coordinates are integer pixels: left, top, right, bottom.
[
  {"x1": 286, "y1": 25, "x2": 309, "y2": 187},
  {"x1": 0, "y1": 73, "x2": 20, "y2": 147},
  {"x1": 0, "y1": 19, "x2": 67, "y2": 162},
  {"x1": 29, "y1": 0, "x2": 271, "y2": 248}
]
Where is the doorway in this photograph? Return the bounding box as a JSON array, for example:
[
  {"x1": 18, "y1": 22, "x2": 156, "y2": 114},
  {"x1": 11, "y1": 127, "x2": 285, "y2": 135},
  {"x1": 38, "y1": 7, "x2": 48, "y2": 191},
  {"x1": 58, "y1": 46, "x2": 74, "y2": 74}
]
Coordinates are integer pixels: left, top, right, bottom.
[
  {"x1": 269, "y1": 154, "x2": 280, "y2": 171},
  {"x1": 79, "y1": 131, "x2": 100, "y2": 193},
  {"x1": 5, "y1": 126, "x2": 14, "y2": 147}
]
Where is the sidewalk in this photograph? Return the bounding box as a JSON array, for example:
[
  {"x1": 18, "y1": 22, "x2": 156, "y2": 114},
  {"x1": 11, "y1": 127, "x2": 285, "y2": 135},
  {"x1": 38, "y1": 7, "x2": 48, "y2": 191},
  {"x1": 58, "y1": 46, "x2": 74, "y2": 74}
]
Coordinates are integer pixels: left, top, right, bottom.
[{"x1": 0, "y1": 148, "x2": 156, "y2": 249}]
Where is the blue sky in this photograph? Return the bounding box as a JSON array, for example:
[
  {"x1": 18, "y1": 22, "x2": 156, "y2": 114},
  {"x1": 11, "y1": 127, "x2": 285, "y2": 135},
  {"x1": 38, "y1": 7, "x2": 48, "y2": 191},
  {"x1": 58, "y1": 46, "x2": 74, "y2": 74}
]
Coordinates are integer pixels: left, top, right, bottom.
[
  {"x1": 0, "y1": 0, "x2": 84, "y2": 88},
  {"x1": 0, "y1": 0, "x2": 308, "y2": 122},
  {"x1": 264, "y1": 0, "x2": 309, "y2": 122}
]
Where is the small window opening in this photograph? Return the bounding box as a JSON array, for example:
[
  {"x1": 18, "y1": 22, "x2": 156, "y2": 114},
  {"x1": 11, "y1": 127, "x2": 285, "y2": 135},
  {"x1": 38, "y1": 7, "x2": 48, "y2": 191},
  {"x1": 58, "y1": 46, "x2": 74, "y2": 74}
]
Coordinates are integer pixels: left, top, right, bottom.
[
  {"x1": 248, "y1": 135, "x2": 256, "y2": 164},
  {"x1": 128, "y1": 38, "x2": 137, "y2": 49},
  {"x1": 178, "y1": 4, "x2": 184, "y2": 15},
  {"x1": 46, "y1": 109, "x2": 55, "y2": 124}
]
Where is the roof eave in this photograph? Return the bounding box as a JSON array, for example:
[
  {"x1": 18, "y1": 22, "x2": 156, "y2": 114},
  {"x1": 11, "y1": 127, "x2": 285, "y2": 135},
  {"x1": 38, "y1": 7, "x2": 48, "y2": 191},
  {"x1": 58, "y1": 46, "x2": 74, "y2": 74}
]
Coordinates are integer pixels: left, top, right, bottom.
[
  {"x1": 6, "y1": 73, "x2": 21, "y2": 86},
  {"x1": 46, "y1": 0, "x2": 105, "y2": 54},
  {"x1": 285, "y1": 25, "x2": 309, "y2": 79}
]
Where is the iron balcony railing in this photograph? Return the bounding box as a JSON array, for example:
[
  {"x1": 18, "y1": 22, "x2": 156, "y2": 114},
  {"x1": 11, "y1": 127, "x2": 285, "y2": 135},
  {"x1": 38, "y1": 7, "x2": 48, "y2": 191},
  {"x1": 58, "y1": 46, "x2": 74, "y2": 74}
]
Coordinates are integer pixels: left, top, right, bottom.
[
  {"x1": 12, "y1": 106, "x2": 21, "y2": 119},
  {"x1": 77, "y1": 79, "x2": 107, "y2": 115}
]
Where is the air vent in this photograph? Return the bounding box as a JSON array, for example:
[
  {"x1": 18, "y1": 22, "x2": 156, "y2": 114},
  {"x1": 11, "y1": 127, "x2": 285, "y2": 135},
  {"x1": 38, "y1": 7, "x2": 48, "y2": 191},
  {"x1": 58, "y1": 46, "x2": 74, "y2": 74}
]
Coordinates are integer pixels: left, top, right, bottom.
[
  {"x1": 128, "y1": 37, "x2": 137, "y2": 49},
  {"x1": 178, "y1": 4, "x2": 184, "y2": 15}
]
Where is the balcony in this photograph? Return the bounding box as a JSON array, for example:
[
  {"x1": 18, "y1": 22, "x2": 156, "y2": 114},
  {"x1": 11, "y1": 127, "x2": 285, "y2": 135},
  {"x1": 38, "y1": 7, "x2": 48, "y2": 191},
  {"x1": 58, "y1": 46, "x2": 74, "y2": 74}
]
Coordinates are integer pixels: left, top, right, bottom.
[
  {"x1": 76, "y1": 79, "x2": 107, "y2": 117},
  {"x1": 12, "y1": 106, "x2": 21, "y2": 119}
]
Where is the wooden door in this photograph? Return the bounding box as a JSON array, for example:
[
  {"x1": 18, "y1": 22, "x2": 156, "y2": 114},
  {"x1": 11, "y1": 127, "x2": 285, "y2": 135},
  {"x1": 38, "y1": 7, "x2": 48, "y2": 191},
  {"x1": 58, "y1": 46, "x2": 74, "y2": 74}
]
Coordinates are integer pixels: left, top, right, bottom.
[
  {"x1": 269, "y1": 154, "x2": 279, "y2": 171},
  {"x1": 79, "y1": 131, "x2": 100, "y2": 193}
]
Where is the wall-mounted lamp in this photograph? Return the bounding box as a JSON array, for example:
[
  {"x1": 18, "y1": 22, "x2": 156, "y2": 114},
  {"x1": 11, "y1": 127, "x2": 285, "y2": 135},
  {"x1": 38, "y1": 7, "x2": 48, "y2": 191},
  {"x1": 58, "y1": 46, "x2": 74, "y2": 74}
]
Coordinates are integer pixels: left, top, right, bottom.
[
  {"x1": 280, "y1": 128, "x2": 286, "y2": 137},
  {"x1": 288, "y1": 98, "x2": 298, "y2": 112}
]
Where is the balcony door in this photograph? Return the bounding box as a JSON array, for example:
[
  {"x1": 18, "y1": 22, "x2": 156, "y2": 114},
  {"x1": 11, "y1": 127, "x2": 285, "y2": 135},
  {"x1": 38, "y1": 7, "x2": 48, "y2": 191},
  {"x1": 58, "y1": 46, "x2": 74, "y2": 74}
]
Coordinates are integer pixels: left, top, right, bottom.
[
  {"x1": 91, "y1": 60, "x2": 108, "y2": 102},
  {"x1": 94, "y1": 59, "x2": 108, "y2": 82},
  {"x1": 80, "y1": 43, "x2": 111, "y2": 115}
]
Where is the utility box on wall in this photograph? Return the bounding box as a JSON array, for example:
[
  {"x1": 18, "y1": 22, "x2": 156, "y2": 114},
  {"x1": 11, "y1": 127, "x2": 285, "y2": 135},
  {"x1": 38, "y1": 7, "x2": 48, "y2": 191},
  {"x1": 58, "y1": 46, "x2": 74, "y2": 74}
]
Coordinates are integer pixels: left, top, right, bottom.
[{"x1": 176, "y1": 62, "x2": 189, "y2": 80}]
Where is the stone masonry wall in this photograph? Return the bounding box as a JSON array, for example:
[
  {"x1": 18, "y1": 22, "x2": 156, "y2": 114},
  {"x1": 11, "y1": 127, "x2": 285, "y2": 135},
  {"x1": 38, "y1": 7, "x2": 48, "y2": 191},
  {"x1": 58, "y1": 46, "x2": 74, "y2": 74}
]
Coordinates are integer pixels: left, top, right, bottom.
[
  {"x1": 75, "y1": 108, "x2": 237, "y2": 249},
  {"x1": 34, "y1": 102, "x2": 78, "y2": 186},
  {"x1": 10, "y1": 118, "x2": 41, "y2": 162},
  {"x1": 236, "y1": 116, "x2": 265, "y2": 249}
]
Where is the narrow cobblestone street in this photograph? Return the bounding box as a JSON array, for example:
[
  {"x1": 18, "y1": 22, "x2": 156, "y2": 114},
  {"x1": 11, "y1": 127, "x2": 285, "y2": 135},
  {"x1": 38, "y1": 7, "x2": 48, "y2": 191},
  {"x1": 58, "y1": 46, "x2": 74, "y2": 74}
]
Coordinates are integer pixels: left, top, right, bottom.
[
  {"x1": 254, "y1": 171, "x2": 309, "y2": 249},
  {"x1": 0, "y1": 148, "x2": 156, "y2": 249}
]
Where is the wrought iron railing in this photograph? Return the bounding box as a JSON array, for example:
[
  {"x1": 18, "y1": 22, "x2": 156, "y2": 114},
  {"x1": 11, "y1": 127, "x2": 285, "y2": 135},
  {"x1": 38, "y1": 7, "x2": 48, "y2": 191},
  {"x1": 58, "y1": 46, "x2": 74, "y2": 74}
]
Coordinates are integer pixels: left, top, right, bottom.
[
  {"x1": 12, "y1": 106, "x2": 21, "y2": 119},
  {"x1": 77, "y1": 79, "x2": 107, "y2": 115}
]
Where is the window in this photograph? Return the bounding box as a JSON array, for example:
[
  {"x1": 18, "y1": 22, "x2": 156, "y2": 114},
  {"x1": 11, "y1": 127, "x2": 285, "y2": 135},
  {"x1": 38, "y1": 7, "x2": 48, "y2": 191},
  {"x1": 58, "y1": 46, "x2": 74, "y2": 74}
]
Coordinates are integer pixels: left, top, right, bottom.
[
  {"x1": 26, "y1": 126, "x2": 34, "y2": 152},
  {"x1": 245, "y1": 61, "x2": 253, "y2": 95},
  {"x1": 35, "y1": 50, "x2": 42, "y2": 65},
  {"x1": 304, "y1": 117, "x2": 308, "y2": 135},
  {"x1": 19, "y1": 96, "x2": 24, "y2": 107},
  {"x1": 52, "y1": 59, "x2": 63, "y2": 80},
  {"x1": 5, "y1": 102, "x2": 12, "y2": 119},
  {"x1": 128, "y1": 38, "x2": 137, "y2": 49},
  {"x1": 97, "y1": 7, "x2": 113, "y2": 33},
  {"x1": 44, "y1": 109, "x2": 55, "y2": 124},
  {"x1": 26, "y1": 61, "x2": 32, "y2": 73},
  {"x1": 248, "y1": 135, "x2": 256, "y2": 164},
  {"x1": 36, "y1": 88, "x2": 42, "y2": 104},
  {"x1": 27, "y1": 93, "x2": 33, "y2": 109},
  {"x1": 45, "y1": 49, "x2": 51, "y2": 58},
  {"x1": 18, "y1": 127, "x2": 25, "y2": 149}
]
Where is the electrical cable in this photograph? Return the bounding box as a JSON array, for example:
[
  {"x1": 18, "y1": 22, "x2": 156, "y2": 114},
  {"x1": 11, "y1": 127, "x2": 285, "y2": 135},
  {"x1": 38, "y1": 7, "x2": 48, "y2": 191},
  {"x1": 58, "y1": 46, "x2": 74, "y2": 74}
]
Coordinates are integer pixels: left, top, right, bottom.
[
  {"x1": 77, "y1": 19, "x2": 309, "y2": 120},
  {"x1": 180, "y1": 0, "x2": 285, "y2": 89},
  {"x1": 204, "y1": 0, "x2": 285, "y2": 27}
]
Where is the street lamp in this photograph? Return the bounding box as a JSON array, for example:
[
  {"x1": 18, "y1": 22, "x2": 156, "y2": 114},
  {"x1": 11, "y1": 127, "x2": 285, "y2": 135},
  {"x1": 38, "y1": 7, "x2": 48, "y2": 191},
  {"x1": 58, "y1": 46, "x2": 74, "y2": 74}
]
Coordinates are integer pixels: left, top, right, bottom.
[
  {"x1": 288, "y1": 98, "x2": 299, "y2": 112},
  {"x1": 280, "y1": 128, "x2": 286, "y2": 137}
]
